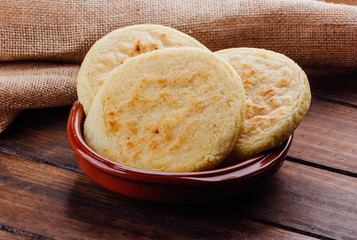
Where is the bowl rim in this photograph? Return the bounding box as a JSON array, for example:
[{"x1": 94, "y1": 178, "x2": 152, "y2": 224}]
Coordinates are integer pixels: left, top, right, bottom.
[{"x1": 67, "y1": 100, "x2": 292, "y2": 185}]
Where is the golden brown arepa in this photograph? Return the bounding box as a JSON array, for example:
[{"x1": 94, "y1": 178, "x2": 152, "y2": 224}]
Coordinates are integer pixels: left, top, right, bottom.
[
  {"x1": 216, "y1": 48, "x2": 311, "y2": 161},
  {"x1": 84, "y1": 48, "x2": 245, "y2": 172},
  {"x1": 77, "y1": 24, "x2": 208, "y2": 114}
]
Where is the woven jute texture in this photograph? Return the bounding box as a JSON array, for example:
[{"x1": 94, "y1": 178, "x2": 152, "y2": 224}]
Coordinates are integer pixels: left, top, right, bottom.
[{"x1": 0, "y1": 0, "x2": 356, "y2": 133}]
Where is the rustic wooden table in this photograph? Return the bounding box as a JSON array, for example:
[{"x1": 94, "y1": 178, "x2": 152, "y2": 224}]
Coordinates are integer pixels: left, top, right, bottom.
[{"x1": 0, "y1": 68, "x2": 356, "y2": 240}]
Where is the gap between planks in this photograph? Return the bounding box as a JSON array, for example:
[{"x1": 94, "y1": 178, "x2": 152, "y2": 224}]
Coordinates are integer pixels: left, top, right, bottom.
[
  {"x1": 0, "y1": 224, "x2": 53, "y2": 240},
  {"x1": 312, "y1": 94, "x2": 357, "y2": 109},
  {"x1": 286, "y1": 156, "x2": 357, "y2": 178}
]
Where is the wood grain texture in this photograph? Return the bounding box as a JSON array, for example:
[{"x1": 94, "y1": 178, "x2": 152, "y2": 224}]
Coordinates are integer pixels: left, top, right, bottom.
[
  {"x1": 0, "y1": 230, "x2": 29, "y2": 240},
  {"x1": 0, "y1": 69, "x2": 356, "y2": 239},
  {"x1": 213, "y1": 161, "x2": 357, "y2": 240},
  {"x1": 0, "y1": 225, "x2": 49, "y2": 240},
  {"x1": 290, "y1": 96, "x2": 357, "y2": 173},
  {"x1": 0, "y1": 152, "x2": 314, "y2": 240},
  {"x1": 0, "y1": 107, "x2": 78, "y2": 170},
  {"x1": 305, "y1": 68, "x2": 357, "y2": 105}
]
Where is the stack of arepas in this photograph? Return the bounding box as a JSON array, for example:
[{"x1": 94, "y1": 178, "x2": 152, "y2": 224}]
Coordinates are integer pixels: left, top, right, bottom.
[{"x1": 77, "y1": 24, "x2": 311, "y2": 172}]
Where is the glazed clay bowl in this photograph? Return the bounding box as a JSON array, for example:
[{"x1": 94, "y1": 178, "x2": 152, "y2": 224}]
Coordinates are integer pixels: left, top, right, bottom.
[{"x1": 67, "y1": 100, "x2": 292, "y2": 203}]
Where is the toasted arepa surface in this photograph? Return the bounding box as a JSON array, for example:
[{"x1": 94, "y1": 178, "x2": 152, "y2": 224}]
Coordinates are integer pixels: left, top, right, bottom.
[
  {"x1": 215, "y1": 48, "x2": 311, "y2": 160},
  {"x1": 84, "y1": 48, "x2": 245, "y2": 172},
  {"x1": 77, "y1": 24, "x2": 208, "y2": 114}
]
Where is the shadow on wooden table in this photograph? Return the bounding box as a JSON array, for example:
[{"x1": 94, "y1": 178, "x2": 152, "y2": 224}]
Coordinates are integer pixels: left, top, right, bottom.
[{"x1": 65, "y1": 172, "x2": 281, "y2": 239}]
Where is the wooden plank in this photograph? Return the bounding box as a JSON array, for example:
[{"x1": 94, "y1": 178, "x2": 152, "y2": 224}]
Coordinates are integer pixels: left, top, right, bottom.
[
  {"x1": 0, "y1": 152, "x2": 314, "y2": 240},
  {"x1": 0, "y1": 230, "x2": 28, "y2": 240},
  {"x1": 290, "y1": 96, "x2": 357, "y2": 173},
  {"x1": 212, "y1": 161, "x2": 357, "y2": 240},
  {"x1": 0, "y1": 107, "x2": 78, "y2": 170},
  {"x1": 305, "y1": 68, "x2": 357, "y2": 105},
  {"x1": 0, "y1": 225, "x2": 48, "y2": 240}
]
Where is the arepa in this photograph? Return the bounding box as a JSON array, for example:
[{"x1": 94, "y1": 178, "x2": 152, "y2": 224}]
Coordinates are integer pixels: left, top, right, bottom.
[
  {"x1": 84, "y1": 47, "x2": 245, "y2": 172},
  {"x1": 215, "y1": 48, "x2": 311, "y2": 161},
  {"x1": 77, "y1": 24, "x2": 208, "y2": 114}
]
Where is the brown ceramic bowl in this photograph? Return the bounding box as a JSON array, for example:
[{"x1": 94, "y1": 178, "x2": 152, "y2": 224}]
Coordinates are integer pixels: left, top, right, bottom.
[{"x1": 67, "y1": 100, "x2": 292, "y2": 203}]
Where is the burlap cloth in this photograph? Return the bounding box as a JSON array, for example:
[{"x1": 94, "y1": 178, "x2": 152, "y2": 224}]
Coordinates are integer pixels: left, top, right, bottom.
[{"x1": 0, "y1": 0, "x2": 356, "y2": 133}]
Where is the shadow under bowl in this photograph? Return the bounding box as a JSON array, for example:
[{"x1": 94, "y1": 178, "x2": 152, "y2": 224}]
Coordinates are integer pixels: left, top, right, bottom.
[{"x1": 67, "y1": 100, "x2": 292, "y2": 204}]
